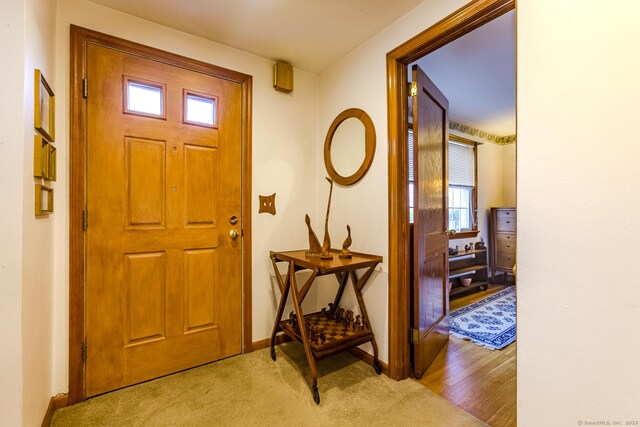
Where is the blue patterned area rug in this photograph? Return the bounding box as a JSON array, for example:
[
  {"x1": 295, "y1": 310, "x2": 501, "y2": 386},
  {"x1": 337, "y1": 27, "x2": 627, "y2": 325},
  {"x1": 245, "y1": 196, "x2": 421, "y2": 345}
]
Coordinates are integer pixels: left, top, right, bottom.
[{"x1": 450, "y1": 286, "x2": 516, "y2": 350}]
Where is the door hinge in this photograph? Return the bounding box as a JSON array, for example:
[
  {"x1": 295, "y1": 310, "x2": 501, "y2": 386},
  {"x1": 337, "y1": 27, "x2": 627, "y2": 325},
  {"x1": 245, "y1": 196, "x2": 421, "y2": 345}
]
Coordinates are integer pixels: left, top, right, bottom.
[
  {"x1": 82, "y1": 341, "x2": 87, "y2": 364},
  {"x1": 82, "y1": 78, "x2": 88, "y2": 98},
  {"x1": 82, "y1": 209, "x2": 88, "y2": 230},
  {"x1": 408, "y1": 81, "x2": 417, "y2": 97},
  {"x1": 409, "y1": 328, "x2": 419, "y2": 344}
]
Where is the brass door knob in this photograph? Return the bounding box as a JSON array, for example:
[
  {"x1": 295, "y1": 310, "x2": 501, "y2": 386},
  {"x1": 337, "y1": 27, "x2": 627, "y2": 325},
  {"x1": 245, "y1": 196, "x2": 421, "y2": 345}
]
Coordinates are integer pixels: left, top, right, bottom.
[
  {"x1": 443, "y1": 229, "x2": 457, "y2": 236},
  {"x1": 229, "y1": 229, "x2": 240, "y2": 240}
]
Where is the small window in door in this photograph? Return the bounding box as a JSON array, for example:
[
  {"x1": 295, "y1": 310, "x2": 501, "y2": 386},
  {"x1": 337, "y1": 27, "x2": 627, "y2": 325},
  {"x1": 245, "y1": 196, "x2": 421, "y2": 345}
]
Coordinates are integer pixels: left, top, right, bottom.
[
  {"x1": 183, "y1": 90, "x2": 217, "y2": 128},
  {"x1": 124, "y1": 77, "x2": 166, "y2": 119}
]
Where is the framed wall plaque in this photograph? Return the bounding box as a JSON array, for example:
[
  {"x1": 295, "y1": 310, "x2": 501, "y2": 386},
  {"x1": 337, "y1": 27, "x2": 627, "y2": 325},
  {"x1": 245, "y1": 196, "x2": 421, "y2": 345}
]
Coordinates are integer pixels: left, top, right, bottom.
[
  {"x1": 34, "y1": 69, "x2": 55, "y2": 142},
  {"x1": 33, "y1": 135, "x2": 57, "y2": 180},
  {"x1": 33, "y1": 135, "x2": 56, "y2": 181},
  {"x1": 35, "y1": 184, "x2": 54, "y2": 216}
]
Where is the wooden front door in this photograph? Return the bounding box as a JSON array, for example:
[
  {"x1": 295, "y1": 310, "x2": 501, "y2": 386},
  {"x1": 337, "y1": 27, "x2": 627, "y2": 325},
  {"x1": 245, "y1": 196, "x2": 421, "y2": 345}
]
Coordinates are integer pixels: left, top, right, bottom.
[
  {"x1": 411, "y1": 64, "x2": 450, "y2": 379},
  {"x1": 85, "y1": 43, "x2": 243, "y2": 396}
]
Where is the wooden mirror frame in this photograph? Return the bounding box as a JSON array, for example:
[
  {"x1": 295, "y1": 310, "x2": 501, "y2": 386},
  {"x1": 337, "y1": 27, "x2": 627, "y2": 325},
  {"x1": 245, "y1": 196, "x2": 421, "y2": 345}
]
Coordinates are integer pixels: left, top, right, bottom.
[{"x1": 324, "y1": 108, "x2": 376, "y2": 186}]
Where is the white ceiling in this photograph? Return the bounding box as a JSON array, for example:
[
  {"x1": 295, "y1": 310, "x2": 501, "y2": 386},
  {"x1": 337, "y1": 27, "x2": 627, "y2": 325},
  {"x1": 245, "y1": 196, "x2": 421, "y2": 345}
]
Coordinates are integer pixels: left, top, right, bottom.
[
  {"x1": 87, "y1": 0, "x2": 423, "y2": 73},
  {"x1": 412, "y1": 10, "x2": 516, "y2": 136}
]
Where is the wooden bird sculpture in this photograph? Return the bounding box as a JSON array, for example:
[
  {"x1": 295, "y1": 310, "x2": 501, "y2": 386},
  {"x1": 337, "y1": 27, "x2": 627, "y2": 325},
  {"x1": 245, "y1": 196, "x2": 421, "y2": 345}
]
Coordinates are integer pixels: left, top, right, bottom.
[
  {"x1": 339, "y1": 225, "x2": 352, "y2": 259},
  {"x1": 320, "y1": 177, "x2": 334, "y2": 259},
  {"x1": 305, "y1": 214, "x2": 322, "y2": 257}
]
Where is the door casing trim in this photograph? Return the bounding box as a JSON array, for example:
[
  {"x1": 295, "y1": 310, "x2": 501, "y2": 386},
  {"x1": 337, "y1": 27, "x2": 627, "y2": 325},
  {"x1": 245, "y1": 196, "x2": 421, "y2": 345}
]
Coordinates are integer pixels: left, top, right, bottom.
[
  {"x1": 69, "y1": 25, "x2": 253, "y2": 403},
  {"x1": 385, "y1": 0, "x2": 515, "y2": 380}
]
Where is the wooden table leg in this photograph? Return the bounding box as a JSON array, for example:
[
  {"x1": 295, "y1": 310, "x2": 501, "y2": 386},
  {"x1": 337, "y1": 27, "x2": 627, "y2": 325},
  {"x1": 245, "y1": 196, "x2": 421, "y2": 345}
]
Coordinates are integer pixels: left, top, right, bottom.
[
  {"x1": 289, "y1": 266, "x2": 321, "y2": 404},
  {"x1": 350, "y1": 266, "x2": 382, "y2": 375},
  {"x1": 269, "y1": 259, "x2": 292, "y2": 361}
]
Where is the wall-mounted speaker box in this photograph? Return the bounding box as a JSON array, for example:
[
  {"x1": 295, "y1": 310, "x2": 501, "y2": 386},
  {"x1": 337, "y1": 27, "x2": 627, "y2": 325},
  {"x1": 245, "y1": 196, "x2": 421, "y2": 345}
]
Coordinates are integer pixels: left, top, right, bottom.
[{"x1": 273, "y1": 62, "x2": 293, "y2": 93}]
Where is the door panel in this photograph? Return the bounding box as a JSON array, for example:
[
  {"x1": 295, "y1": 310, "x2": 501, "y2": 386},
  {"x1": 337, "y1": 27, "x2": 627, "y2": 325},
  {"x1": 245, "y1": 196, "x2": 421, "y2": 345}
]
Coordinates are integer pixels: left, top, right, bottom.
[
  {"x1": 125, "y1": 137, "x2": 166, "y2": 228},
  {"x1": 412, "y1": 64, "x2": 450, "y2": 379},
  {"x1": 183, "y1": 248, "x2": 218, "y2": 333},
  {"x1": 86, "y1": 43, "x2": 242, "y2": 396},
  {"x1": 184, "y1": 145, "x2": 218, "y2": 225},
  {"x1": 124, "y1": 252, "x2": 166, "y2": 345}
]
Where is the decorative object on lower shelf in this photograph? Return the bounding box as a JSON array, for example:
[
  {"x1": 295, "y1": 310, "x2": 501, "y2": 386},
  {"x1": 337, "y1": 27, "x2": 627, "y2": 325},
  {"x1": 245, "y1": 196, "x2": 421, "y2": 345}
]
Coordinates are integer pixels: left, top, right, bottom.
[
  {"x1": 289, "y1": 311, "x2": 298, "y2": 331},
  {"x1": 448, "y1": 247, "x2": 489, "y2": 297},
  {"x1": 474, "y1": 238, "x2": 486, "y2": 250}
]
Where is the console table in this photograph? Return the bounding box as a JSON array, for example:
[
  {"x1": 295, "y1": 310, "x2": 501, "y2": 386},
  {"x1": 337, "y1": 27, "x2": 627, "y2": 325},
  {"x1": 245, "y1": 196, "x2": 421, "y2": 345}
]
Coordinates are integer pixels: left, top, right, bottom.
[{"x1": 269, "y1": 249, "x2": 383, "y2": 404}]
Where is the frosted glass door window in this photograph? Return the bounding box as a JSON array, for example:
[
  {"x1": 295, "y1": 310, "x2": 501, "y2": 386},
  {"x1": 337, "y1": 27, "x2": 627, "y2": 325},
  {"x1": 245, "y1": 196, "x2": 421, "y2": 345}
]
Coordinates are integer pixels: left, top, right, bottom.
[
  {"x1": 185, "y1": 93, "x2": 216, "y2": 127},
  {"x1": 126, "y1": 82, "x2": 163, "y2": 116}
]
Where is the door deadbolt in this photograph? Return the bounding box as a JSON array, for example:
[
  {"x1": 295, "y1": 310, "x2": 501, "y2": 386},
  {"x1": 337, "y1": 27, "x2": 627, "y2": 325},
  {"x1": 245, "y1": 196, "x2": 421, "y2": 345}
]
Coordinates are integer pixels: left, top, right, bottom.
[{"x1": 230, "y1": 215, "x2": 239, "y2": 225}]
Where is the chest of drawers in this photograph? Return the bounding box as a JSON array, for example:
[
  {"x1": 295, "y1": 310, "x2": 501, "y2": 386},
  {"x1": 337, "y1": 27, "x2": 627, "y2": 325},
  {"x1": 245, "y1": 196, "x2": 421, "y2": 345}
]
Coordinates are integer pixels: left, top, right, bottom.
[{"x1": 490, "y1": 207, "x2": 516, "y2": 283}]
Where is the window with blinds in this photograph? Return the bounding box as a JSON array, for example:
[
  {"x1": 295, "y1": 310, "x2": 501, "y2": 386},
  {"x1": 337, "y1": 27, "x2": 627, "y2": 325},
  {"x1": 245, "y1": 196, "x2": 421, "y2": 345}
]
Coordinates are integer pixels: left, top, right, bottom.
[
  {"x1": 408, "y1": 130, "x2": 477, "y2": 231},
  {"x1": 448, "y1": 141, "x2": 475, "y2": 231}
]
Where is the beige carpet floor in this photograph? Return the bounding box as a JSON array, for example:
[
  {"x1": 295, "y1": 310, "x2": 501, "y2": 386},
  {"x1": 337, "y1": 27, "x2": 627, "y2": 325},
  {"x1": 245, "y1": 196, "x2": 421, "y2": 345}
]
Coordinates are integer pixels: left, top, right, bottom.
[{"x1": 52, "y1": 342, "x2": 486, "y2": 426}]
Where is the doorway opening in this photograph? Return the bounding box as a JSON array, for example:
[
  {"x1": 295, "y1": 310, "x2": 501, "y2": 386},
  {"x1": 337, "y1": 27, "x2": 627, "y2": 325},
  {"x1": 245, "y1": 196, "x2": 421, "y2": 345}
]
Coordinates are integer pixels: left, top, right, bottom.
[{"x1": 387, "y1": 0, "x2": 516, "y2": 424}]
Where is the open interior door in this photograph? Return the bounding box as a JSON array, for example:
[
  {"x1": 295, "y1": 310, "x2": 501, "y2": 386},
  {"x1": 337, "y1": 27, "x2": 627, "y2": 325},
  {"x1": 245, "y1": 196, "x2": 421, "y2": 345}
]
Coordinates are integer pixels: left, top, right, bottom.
[{"x1": 411, "y1": 64, "x2": 450, "y2": 378}]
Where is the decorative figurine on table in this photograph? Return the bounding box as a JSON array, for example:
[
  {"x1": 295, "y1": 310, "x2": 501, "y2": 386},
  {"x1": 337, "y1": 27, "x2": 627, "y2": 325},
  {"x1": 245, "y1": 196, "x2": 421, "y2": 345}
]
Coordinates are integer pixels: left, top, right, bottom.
[
  {"x1": 339, "y1": 225, "x2": 353, "y2": 259},
  {"x1": 320, "y1": 177, "x2": 334, "y2": 260},
  {"x1": 464, "y1": 243, "x2": 473, "y2": 252},
  {"x1": 448, "y1": 246, "x2": 459, "y2": 256},
  {"x1": 474, "y1": 238, "x2": 486, "y2": 250},
  {"x1": 306, "y1": 178, "x2": 335, "y2": 259},
  {"x1": 305, "y1": 214, "x2": 322, "y2": 258}
]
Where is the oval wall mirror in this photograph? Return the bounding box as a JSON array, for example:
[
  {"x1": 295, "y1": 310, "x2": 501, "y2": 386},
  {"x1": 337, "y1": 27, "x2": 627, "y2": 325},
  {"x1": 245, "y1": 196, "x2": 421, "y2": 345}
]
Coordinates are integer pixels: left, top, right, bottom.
[{"x1": 323, "y1": 108, "x2": 376, "y2": 186}]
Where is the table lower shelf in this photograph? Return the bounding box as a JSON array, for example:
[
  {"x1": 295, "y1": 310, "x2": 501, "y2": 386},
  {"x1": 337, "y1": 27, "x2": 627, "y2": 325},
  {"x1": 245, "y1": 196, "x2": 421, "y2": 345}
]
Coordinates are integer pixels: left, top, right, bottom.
[
  {"x1": 279, "y1": 311, "x2": 374, "y2": 359},
  {"x1": 449, "y1": 280, "x2": 488, "y2": 297}
]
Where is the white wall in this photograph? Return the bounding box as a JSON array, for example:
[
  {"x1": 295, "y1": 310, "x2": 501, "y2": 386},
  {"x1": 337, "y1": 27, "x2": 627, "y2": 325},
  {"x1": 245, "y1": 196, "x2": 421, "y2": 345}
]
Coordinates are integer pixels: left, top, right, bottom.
[
  {"x1": 52, "y1": 0, "x2": 321, "y2": 394},
  {"x1": 0, "y1": 1, "x2": 26, "y2": 424},
  {"x1": 518, "y1": 1, "x2": 640, "y2": 425},
  {"x1": 501, "y1": 143, "x2": 516, "y2": 206},
  {"x1": 21, "y1": 0, "x2": 58, "y2": 425}
]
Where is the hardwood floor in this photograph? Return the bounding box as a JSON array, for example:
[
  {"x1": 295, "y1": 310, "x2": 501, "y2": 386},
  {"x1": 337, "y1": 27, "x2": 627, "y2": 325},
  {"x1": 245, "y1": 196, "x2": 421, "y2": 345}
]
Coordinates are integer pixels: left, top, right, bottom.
[{"x1": 415, "y1": 285, "x2": 516, "y2": 427}]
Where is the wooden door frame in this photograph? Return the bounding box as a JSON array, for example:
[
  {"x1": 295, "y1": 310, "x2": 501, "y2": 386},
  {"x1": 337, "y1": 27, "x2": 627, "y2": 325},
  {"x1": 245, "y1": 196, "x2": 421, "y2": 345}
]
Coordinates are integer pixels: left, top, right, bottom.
[
  {"x1": 386, "y1": 0, "x2": 515, "y2": 380},
  {"x1": 69, "y1": 25, "x2": 253, "y2": 404}
]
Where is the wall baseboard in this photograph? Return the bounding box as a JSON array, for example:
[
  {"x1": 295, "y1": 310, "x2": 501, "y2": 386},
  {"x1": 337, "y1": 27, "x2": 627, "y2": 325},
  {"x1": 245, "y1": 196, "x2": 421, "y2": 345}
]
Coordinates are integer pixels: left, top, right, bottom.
[
  {"x1": 41, "y1": 394, "x2": 69, "y2": 427},
  {"x1": 348, "y1": 347, "x2": 390, "y2": 377},
  {"x1": 249, "y1": 333, "x2": 291, "y2": 352}
]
